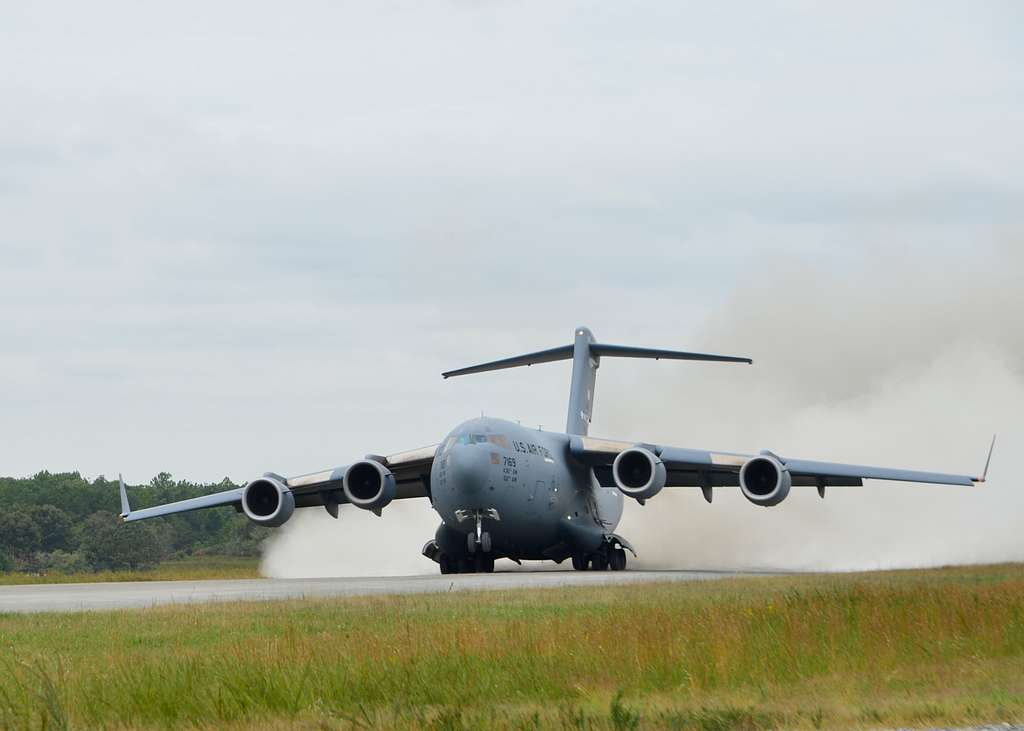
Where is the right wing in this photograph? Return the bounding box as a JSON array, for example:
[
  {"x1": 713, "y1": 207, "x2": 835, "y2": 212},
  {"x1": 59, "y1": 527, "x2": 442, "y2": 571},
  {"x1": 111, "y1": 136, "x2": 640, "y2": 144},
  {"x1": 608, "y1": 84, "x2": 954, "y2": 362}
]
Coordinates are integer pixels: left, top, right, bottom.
[
  {"x1": 120, "y1": 443, "x2": 438, "y2": 522},
  {"x1": 571, "y1": 434, "x2": 989, "y2": 499}
]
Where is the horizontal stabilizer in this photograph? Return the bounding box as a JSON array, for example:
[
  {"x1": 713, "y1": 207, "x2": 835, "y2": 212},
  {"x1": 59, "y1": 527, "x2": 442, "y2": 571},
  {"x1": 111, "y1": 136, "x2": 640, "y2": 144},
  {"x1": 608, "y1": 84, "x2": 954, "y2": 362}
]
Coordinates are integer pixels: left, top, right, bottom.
[
  {"x1": 590, "y1": 344, "x2": 752, "y2": 364},
  {"x1": 442, "y1": 326, "x2": 752, "y2": 436},
  {"x1": 442, "y1": 342, "x2": 750, "y2": 379},
  {"x1": 442, "y1": 345, "x2": 574, "y2": 379}
]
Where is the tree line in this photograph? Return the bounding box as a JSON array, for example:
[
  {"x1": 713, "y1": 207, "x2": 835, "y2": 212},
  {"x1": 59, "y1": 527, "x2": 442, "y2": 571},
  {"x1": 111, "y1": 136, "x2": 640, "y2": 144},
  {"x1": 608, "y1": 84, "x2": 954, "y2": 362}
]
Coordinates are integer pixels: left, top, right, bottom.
[{"x1": 0, "y1": 471, "x2": 269, "y2": 573}]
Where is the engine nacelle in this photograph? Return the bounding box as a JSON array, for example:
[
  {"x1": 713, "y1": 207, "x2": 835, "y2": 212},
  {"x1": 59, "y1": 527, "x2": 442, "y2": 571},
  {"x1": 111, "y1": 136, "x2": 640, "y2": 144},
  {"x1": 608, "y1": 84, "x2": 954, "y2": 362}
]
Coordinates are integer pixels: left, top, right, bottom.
[
  {"x1": 241, "y1": 477, "x2": 295, "y2": 527},
  {"x1": 612, "y1": 447, "x2": 667, "y2": 501},
  {"x1": 343, "y1": 460, "x2": 397, "y2": 512},
  {"x1": 739, "y1": 455, "x2": 792, "y2": 507}
]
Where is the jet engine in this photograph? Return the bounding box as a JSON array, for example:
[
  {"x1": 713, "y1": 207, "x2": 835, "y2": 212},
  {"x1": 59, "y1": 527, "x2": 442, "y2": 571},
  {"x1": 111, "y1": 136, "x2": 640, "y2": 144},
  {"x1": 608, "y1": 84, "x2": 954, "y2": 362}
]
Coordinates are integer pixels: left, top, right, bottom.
[
  {"x1": 241, "y1": 477, "x2": 295, "y2": 527},
  {"x1": 343, "y1": 460, "x2": 397, "y2": 512},
  {"x1": 612, "y1": 447, "x2": 666, "y2": 501},
  {"x1": 739, "y1": 455, "x2": 792, "y2": 507}
]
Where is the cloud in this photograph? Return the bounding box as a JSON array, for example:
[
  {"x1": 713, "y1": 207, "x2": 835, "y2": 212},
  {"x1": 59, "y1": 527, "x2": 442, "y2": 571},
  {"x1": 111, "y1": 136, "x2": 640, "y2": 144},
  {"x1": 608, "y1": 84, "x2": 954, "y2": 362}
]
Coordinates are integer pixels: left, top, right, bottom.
[{"x1": 0, "y1": 0, "x2": 1020, "y2": 555}]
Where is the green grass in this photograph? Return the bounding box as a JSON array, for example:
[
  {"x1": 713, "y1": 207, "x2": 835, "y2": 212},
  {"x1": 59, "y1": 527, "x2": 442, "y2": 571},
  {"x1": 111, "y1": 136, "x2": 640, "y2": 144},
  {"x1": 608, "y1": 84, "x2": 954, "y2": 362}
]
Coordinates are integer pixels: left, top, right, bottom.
[
  {"x1": 1, "y1": 564, "x2": 1022, "y2": 729},
  {"x1": 0, "y1": 556, "x2": 260, "y2": 585}
]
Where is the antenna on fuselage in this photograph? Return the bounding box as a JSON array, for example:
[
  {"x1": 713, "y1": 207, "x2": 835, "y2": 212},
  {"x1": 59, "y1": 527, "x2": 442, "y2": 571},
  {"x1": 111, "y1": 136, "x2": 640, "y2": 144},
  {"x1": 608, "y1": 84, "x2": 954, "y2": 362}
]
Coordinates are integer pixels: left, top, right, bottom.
[{"x1": 441, "y1": 326, "x2": 752, "y2": 437}]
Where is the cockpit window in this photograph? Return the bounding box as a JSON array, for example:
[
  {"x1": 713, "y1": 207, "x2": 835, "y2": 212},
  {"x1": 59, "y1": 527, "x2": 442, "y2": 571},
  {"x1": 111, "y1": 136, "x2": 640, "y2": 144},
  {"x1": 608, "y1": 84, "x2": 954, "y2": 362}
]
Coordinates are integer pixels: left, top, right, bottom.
[{"x1": 451, "y1": 433, "x2": 506, "y2": 446}]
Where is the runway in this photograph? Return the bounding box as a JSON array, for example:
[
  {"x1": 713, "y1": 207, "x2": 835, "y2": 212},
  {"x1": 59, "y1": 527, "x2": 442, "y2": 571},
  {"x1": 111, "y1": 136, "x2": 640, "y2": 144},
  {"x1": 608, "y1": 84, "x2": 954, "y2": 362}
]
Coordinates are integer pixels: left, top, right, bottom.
[{"x1": 0, "y1": 570, "x2": 742, "y2": 613}]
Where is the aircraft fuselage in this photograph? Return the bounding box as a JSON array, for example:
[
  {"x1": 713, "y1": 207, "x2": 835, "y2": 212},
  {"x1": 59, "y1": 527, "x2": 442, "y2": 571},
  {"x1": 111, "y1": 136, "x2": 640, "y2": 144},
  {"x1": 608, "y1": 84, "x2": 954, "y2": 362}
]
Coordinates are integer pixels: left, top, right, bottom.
[{"x1": 429, "y1": 417, "x2": 623, "y2": 563}]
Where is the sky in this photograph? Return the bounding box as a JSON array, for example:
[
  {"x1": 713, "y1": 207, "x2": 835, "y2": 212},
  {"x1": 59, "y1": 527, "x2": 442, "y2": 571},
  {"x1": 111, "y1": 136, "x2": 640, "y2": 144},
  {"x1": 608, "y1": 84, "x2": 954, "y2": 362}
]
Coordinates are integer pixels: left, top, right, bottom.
[{"x1": 2, "y1": 3, "x2": 1022, "y2": 571}]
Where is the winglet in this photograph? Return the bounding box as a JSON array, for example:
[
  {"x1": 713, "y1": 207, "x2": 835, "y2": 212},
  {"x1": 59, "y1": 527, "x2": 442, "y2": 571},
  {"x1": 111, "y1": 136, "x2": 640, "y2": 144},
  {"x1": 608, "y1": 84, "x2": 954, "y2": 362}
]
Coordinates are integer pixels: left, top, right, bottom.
[
  {"x1": 974, "y1": 435, "x2": 996, "y2": 484},
  {"x1": 119, "y1": 473, "x2": 131, "y2": 519}
]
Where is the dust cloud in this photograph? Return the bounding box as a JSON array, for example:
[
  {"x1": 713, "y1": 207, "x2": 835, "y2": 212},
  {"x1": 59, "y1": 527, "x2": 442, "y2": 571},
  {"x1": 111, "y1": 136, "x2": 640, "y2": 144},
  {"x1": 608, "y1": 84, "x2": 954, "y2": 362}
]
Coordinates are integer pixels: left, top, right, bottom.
[
  {"x1": 261, "y1": 499, "x2": 441, "y2": 578},
  {"x1": 263, "y1": 246, "x2": 1023, "y2": 577},
  {"x1": 614, "y1": 245, "x2": 1023, "y2": 571}
]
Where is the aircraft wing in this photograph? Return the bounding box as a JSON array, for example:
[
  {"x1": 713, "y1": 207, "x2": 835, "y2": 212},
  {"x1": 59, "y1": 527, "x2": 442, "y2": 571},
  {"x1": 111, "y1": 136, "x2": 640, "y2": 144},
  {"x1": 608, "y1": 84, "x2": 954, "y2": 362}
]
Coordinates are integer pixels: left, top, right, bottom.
[
  {"x1": 570, "y1": 435, "x2": 990, "y2": 499},
  {"x1": 120, "y1": 444, "x2": 438, "y2": 522}
]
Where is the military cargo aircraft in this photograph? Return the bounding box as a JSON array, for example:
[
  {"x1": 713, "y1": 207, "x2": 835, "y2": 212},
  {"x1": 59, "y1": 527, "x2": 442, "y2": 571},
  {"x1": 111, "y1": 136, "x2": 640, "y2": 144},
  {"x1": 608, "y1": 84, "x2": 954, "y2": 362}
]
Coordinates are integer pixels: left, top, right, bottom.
[{"x1": 119, "y1": 327, "x2": 994, "y2": 574}]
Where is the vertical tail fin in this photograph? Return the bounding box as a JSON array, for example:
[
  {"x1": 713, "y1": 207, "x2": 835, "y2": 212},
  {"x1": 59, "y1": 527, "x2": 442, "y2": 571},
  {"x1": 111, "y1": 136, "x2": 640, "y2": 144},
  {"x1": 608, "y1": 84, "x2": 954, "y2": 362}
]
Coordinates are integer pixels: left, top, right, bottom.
[{"x1": 566, "y1": 328, "x2": 599, "y2": 435}]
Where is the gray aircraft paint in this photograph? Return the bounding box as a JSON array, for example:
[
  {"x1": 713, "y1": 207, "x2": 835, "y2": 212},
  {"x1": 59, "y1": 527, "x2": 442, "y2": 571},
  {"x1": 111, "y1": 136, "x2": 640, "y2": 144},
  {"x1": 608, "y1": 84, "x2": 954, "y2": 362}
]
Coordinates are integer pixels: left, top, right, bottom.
[
  {"x1": 430, "y1": 417, "x2": 622, "y2": 562},
  {"x1": 118, "y1": 326, "x2": 991, "y2": 573},
  {"x1": 567, "y1": 327, "x2": 598, "y2": 435}
]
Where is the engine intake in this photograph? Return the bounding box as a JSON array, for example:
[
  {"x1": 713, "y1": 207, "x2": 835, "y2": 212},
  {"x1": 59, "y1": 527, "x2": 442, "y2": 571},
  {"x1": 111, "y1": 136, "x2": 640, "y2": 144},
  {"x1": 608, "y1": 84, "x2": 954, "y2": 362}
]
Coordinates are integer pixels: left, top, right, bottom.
[
  {"x1": 343, "y1": 460, "x2": 397, "y2": 512},
  {"x1": 739, "y1": 455, "x2": 792, "y2": 507},
  {"x1": 612, "y1": 447, "x2": 666, "y2": 501},
  {"x1": 241, "y1": 477, "x2": 295, "y2": 527}
]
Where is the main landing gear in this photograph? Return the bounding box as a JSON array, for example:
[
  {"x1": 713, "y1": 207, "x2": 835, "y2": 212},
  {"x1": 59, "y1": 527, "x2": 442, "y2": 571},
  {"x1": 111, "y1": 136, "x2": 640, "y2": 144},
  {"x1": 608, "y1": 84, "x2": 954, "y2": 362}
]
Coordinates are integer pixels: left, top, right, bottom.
[{"x1": 572, "y1": 543, "x2": 627, "y2": 572}]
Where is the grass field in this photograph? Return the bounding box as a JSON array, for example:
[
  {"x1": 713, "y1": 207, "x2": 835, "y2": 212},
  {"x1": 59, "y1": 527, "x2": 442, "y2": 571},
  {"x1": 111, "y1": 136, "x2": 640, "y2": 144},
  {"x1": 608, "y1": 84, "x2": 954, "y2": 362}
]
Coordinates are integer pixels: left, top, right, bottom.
[
  {"x1": 0, "y1": 556, "x2": 260, "y2": 585},
  {"x1": 1, "y1": 564, "x2": 1022, "y2": 730}
]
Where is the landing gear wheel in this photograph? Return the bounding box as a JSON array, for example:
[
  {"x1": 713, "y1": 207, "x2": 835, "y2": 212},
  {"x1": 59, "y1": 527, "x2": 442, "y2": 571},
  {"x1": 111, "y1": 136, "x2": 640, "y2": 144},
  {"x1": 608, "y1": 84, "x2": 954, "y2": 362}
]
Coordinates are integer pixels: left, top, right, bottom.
[
  {"x1": 609, "y1": 548, "x2": 627, "y2": 571},
  {"x1": 457, "y1": 557, "x2": 475, "y2": 573},
  {"x1": 480, "y1": 531, "x2": 492, "y2": 554},
  {"x1": 475, "y1": 555, "x2": 495, "y2": 573},
  {"x1": 592, "y1": 554, "x2": 609, "y2": 571},
  {"x1": 467, "y1": 533, "x2": 477, "y2": 554},
  {"x1": 439, "y1": 554, "x2": 454, "y2": 575},
  {"x1": 571, "y1": 554, "x2": 588, "y2": 571}
]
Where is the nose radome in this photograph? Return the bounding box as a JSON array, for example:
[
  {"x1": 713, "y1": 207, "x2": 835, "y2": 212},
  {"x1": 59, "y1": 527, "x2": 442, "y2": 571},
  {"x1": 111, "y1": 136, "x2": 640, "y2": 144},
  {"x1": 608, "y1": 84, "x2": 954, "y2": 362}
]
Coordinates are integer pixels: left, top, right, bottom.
[{"x1": 448, "y1": 445, "x2": 487, "y2": 497}]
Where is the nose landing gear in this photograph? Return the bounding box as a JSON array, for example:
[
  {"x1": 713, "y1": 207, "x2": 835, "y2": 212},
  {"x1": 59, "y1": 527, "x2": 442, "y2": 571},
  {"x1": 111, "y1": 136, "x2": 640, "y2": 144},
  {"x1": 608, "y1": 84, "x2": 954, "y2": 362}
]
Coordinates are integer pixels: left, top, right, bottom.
[
  {"x1": 467, "y1": 528, "x2": 492, "y2": 555},
  {"x1": 439, "y1": 551, "x2": 495, "y2": 574},
  {"x1": 435, "y1": 512, "x2": 497, "y2": 574},
  {"x1": 426, "y1": 515, "x2": 501, "y2": 575}
]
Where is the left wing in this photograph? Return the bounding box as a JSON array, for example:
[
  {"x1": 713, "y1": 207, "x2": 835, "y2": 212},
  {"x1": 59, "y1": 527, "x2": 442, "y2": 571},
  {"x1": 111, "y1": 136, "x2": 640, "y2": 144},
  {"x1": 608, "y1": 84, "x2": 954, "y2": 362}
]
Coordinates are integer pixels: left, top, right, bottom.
[
  {"x1": 571, "y1": 434, "x2": 993, "y2": 504},
  {"x1": 120, "y1": 444, "x2": 438, "y2": 523}
]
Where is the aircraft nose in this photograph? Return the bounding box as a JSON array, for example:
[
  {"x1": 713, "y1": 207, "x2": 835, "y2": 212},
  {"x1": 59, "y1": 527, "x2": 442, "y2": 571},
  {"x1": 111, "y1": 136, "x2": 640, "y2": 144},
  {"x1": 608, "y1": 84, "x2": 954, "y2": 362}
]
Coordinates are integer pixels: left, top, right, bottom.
[{"x1": 448, "y1": 444, "x2": 488, "y2": 497}]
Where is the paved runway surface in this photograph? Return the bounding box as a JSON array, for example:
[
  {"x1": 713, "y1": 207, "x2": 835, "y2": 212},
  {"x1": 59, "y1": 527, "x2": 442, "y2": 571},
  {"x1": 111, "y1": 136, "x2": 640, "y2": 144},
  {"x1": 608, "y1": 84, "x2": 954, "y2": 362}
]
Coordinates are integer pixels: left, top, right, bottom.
[{"x1": 0, "y1": 570, "x2": 741, "y2": 613}]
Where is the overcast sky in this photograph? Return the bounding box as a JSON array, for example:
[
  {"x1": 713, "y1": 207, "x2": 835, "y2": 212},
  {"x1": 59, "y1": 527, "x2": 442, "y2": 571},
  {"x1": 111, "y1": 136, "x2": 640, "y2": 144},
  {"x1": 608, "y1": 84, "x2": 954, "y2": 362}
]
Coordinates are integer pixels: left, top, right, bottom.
[{"x1": 1, "y1": 2, "x2": 1021, "y2": 492}]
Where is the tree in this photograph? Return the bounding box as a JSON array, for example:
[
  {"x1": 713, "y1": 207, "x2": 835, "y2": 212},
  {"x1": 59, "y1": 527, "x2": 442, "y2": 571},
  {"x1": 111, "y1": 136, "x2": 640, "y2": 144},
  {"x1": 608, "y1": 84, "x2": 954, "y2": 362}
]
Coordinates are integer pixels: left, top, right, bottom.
[
  {"x1": 33, "y1": 549, "x2": 90, "y2": 574},
  {"x1": 0, "y1": 507, "x2": 42, "y2": 560},
  {"x1": 29, "y1": 504, "x2": 74, "y2": 552},
  {"x1": 0, "y1": 471, "x2": 257, "y2": 572},
  {"x1": 78, "y1": 512, "x2": 169, "y2": 571},
  {"x1": 149, "y1": 472, "x2": 176, "y2": 492}
]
